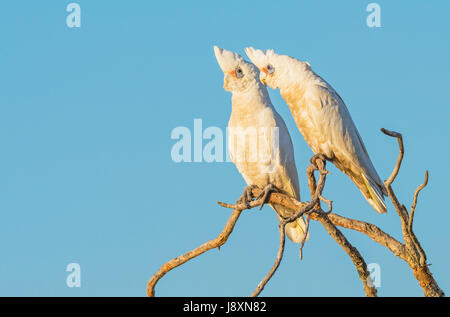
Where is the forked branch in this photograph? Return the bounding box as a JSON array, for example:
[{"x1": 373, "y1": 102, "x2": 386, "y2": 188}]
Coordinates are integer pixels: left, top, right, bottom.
[
  {"x1": 381, "y1": 129, "x2": 443, "y2": 297},
  {"x1": 146, "y1": 129, "x2": 444, "y2": 297}
]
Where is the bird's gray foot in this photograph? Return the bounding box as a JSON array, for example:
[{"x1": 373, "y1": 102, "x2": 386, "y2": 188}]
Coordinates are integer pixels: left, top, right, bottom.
[
  {"x1": 310, "y1": 153, "x2": 328, "y2": 165},
  {"x1": 310, "y1": 153, "x2": 329, "y2": 174},
  {"x1": 239, "y1": 185, "x2": 259, "y2": 209},
  {"x1": 255, "y1": 184, "x2": 278, "y2": 211}
]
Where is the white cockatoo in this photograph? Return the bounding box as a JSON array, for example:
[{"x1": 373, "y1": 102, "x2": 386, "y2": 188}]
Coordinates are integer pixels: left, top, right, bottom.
[
  {"x1": 214, "y1": 46, "x2": 308, "y2": 243},
  {"x1": 245, "y1": 47, "x2": 387, "y2": 213}
]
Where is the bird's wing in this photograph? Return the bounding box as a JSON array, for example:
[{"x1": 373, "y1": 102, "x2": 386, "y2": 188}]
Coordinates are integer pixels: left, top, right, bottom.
[
  {"x1": 273, "y1": 110, "x2": 301, "y2": 200},
  {"x1": 268, "y1": 106, "x2": 307, "y2": 242},
  {"x1": 313, "y1": 83, "x2": 387, "y2": 197}
]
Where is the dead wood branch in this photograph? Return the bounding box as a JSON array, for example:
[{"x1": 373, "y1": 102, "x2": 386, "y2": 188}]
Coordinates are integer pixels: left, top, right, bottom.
[
  {"x1": 381, "y1": 129, "x2": 444, "y2": 297},
  {"x1": 313, "y1": 211, "x2": 377, "y2": 297},
  {"x1": 146, "y1": 157, "x2": 375, "y2": 297},
  {"x1": 146, "y1": 129, "x2": 444, "y2": 297},
  {"x1": 146, "y1": 205, "x2": 243, "y2": 297},
  {"x1": 305, "y1": 159, "x2": 377, "y2": 297},
  {"x1": 219, "y1": 158, "x2": 377, "y2": 297}
]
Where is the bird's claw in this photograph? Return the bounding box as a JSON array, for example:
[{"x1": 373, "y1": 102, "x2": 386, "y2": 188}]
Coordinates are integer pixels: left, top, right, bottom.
[
  {"x1": 309, "y1": 153, "x2": 326, "y2": 165},
  {"x1": 310, "y1": 153, "x2": 330, "y2": 174},
  {"x1": 255, "y1": 184, "x2": 277, "y2": 211},
  {"x1": 239, "y1": 185, "x2": 258, "y2": 209}
]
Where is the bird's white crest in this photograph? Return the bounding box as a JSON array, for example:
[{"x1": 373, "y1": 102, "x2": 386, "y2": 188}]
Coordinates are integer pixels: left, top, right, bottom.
[
  {"x1": 244, "y1": 46, "x2": 276, "y2": 69},
  {"x1": 245, "y1": 47, "x2": 312, "y2": 90},
  {"x1": 213, "y1": 46, "x2": 244, "y2": 73},
  {"x1": 213, "y1": 46, "x2": 263, "y2": 93}
]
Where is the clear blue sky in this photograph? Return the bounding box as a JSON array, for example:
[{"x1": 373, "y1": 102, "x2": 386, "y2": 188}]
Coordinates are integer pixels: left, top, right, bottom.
[{"x1": 0, "y1": 1, "x2": 449, "y2": 296}]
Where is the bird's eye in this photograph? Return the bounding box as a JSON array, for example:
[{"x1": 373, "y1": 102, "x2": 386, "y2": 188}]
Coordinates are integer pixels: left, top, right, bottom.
[
  {"x1": 235, "y1": 67, "x2": 244, "y2": 78},
  {"x1": 266, "y1": 64, "x2": 275, "y2": 74}
]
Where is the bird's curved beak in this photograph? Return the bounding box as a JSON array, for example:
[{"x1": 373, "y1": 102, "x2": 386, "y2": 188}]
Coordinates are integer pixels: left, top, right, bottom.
[
  {"x1": 228, "y1": 70, "x2": 237, "y2": 78},
  {"x1": 259, "y1": 69, "x2": 268, "y2": 85}
]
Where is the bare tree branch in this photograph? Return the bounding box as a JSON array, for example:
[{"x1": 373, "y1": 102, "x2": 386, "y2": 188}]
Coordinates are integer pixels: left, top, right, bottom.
[
  {"x1": 381, "y1": 129, "x2": 443, "y2": 296},
  {"x1": 323, "y1": 213, "x2": 407, "y2": 259},
  {"x1": 146, "y1": 206, "x2": 243, "y2": 297},
  {"x1": 237, "y1": 188, "x2": 407, "y2": 260},
  {"x1": 313, "y1": 211, "x2": 377, "y2": 297},
  {"x1": 223, "y1": 158, "x2": 377, "y2": 297},
  {"x1": 304, "y1": 158, "x2": 377, "y2": 297},
  {"x1": 146, "y1": 129, "x2": 445, "y2": 297}
]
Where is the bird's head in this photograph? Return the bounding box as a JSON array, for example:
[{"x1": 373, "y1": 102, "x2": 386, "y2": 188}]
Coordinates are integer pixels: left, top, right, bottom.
[
  {"x1": 245, "y1": 47, "x2": 310, "y2": 90},
  {"x1": 214, "y1": 46, "x2": 261, "y2": 93}
]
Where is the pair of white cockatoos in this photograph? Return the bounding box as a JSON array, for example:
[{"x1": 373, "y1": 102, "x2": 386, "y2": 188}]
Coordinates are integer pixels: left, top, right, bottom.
[{"x1": 214, "y1": 46, "x2": 387, "y2": 244}]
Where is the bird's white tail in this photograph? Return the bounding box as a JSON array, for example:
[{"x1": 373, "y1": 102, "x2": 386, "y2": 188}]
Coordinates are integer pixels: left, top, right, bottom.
[
  {"x1": 285, "y1": 216, "x2": 309, "y2": 243},
  {"x1": 271, "y1": 204, "x2": 309, "y2": 243},
  {"x1": 361, "y1": 173, "x2": 387, "y2": 214}
]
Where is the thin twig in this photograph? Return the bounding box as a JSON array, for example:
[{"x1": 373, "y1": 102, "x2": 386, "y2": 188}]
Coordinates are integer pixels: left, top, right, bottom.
[
  {"x1": 319, "y1": 195, "x2": 333, "y2": 213},
  {"x1": 217, "y1": 199, "x2": 262, "y2": 210},
  {"x1": 381, "y1": 128, "x2": 404, "y2": 187},
  {"x1": 408, "y1": 170, "x2": 429, "y2": 267},
  {"x1": 381, "y1": 128, "x2": 409, "y2": 224},
  {"x1": 409, "y1": 170, "x2": 429, "y2": 233},
  {"x1": 251, "y1": 220, "x2": 286, "y2": 297}
]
